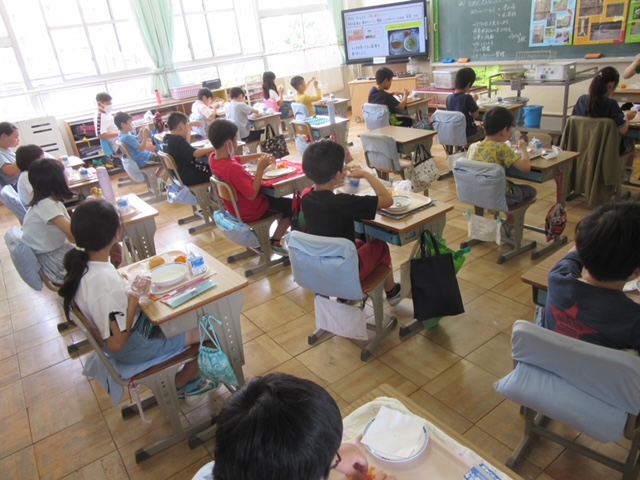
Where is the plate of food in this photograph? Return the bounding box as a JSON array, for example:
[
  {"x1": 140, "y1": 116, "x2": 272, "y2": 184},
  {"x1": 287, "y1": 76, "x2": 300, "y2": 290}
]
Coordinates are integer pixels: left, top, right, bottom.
[
  {"x1": 263, "y1": 166, "x2": 297, "y2": 178},
  {"x1": 150, "y1": 263, "x2": 189, "y2": 289},
  {"x1": 384, "y1": 195, "x2": 412, "y2": 213},
  {"x1": 362, "y1": 418, "x2": 429, "y2": 463},
  {"x1": 404, "y1": 34, "x2": 419, "y2": 53}
]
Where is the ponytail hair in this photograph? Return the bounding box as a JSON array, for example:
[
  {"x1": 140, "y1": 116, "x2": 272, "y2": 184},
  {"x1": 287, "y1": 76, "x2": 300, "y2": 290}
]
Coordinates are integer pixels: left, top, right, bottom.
[
  {"x1": 586, "y1": 67, "x2": 620, "y2": 117},
  {"x1": 58, "y1": 200, "x2": 121, "y2": 319}
]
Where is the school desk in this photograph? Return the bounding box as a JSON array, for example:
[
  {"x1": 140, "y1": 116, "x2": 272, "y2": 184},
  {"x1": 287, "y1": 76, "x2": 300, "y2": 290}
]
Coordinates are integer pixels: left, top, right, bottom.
[
  {"x1": 613, "y1": 88, "x2": 640, "y2": 104},
  {"x1": 626, "y1": 119, "x2": 640, "y2": 141},
  {"x1": 349, "y1": 76, "x2": 419, "y2": 121},
  {"x1": 329, "y1": 384, "x2": 525, "y2": 480},
  {"x1": 400, "y1": 97, "x2": 430, "y2": 120},
  {"x1": 306, "y1": 115, "x2": 350, "y2": 150},
  {"x1": 117, "y1": 243, "x2": 248, "y2": 450},
  {"x1": 369, "y1": 125, "x2": 437, "y2": 155},
  {"x1": 506, "y1": 150, "x2": 580, "y2": 259},
  {"x1": 67, "y1": 171, "x2": 99, "y2": 199},
  {"x1": 249, "y1": 111, "x2": 282, "y2": 137},
  {"x1": 520, "y1": 241, "x2": 573, "y2": 307},
  {"x1": 416, "y1": 86, "x2": 492, "y2": 109},
  {"x1": 260, "y1": 169, "x2": 312, "y2": 198},
  {"x1": 313, "y1": 97, "x2": 349, "y2": 119}
]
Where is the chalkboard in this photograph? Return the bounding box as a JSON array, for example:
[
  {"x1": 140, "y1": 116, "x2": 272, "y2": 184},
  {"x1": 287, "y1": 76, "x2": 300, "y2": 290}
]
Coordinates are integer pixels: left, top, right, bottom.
[{"x1": 435, "y1": 0, "x2": 638, "y2": 62}]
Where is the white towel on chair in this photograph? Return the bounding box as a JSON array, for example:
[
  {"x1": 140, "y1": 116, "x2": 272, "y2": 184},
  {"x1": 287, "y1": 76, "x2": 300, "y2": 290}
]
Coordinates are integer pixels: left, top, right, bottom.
[{"x1": 315, "y1": 295, "x2": 367, "y2": 341}]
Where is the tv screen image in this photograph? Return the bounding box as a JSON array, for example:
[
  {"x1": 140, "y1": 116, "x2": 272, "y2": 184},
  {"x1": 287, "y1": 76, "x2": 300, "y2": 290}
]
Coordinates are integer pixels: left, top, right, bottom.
[{"x1": 342, "y1": 0, "x2": 428, "y2": 65}]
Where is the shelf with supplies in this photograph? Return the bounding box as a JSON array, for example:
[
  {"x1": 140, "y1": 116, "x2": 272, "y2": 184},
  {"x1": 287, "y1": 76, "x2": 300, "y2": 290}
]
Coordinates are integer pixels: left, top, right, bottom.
[{"x1": 244, "y1": 74, "x2": 264, "y2": 106}]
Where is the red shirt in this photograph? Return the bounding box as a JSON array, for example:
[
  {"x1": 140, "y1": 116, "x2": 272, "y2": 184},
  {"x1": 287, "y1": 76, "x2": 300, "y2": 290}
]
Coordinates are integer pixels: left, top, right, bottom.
[{"x1": 210, "y1": 154, "x2": 269, "y2": 223}]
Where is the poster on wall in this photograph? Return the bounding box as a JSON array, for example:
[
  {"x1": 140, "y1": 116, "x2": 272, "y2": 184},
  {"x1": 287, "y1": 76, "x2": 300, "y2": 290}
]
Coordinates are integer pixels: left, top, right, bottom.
[
  {"x1": 530, "y1": 0, "x2": 577, "y2": 47},
  {"x1": 627, "y1": 1, "x2": 640, "y2": 43},
  {"x1": 573, "y1": 0, "x2": 629, "y2": 45}
]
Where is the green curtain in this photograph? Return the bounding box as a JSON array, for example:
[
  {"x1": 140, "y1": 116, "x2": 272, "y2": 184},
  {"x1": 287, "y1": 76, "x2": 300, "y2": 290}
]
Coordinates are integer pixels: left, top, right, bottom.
[
  {"x1": 326, "y1": 0, "x2": 346, "y2": 64},
  {"x1": 129, "y1": 0, "x2": 180, "y2": 95}
]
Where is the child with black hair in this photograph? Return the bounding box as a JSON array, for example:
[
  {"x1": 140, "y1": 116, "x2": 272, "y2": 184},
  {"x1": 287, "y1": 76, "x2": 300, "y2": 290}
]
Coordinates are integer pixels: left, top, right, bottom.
[
  {"x1": 368, "y1": 67, "x2": 413, "y2": 127},
  {"x1": 0, "y1": 121, "x2": 20, "y2": 188},
  {"x1": 208, "y1": 120, "x2": 291, "y2": 256},
  {"x1": 113, "y1": 111, "x2": 162, "y2": 168},
  {"x1": 301, "y1": 140, "x2": 402, "y2": 306},
  {"x1": 202, "y1": 373, "x2": 395, "y2": 480},
  {"x1": 93, "y1": 92, "x2": 119, "y2": 156},
  {"x1": 15, "y1": 144, "x2": 44, "y2": 205},
  {"x1": 542, "y1": 201, "x2": 640, "y2": 351},
  {"x1": 58, "y1": 199, "x2": 214, "y2": 398},
  {"x1": 163, "y1": 112, "x2": 215, "y2": 186},
  {"x1": 262, "y1": 71, "x2": 290, "y2": 119},
  {"x1": 446, "y1": 67, "x2": 484, "y2": 143},
  {"x1": 21, "y1": 158, "x2": 75, "y2": 283},
  {"x1": 225, "y1": 87, "x2": 263, "y2": 143},
  {"x1": 467, "y1": 106, "x2": 537, "y2": 206},
  {"x1": 190, "y1": 88, "x2": 221, "y2": 137},
  {"x1": 573, "y1": 67, "x2": 632, "y2": 136},
  {"x1": 290, "y1": 75, "x2": 322, "y2": 117}
]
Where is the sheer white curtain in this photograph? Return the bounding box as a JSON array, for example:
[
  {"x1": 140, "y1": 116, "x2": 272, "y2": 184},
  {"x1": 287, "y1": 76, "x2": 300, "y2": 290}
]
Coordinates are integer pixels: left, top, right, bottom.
[
  {"x1": 129, "y1": 0, "x2": 180, "y2": 94},
  {"x1": 326, "y1": 0, "x2": 346, "y2": 64}
]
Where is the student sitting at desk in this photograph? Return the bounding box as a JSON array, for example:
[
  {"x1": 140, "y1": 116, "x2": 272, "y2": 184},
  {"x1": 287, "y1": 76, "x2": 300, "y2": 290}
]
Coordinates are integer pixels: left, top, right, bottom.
[
  {"x1": 225, "y1": 87, "x2": 264, "y2": 144},
  {"x1": 208, "y1": 119, "x2": 291, "y2": 256},
  {"x1": 446, "y1": 67, "x2": 484, "y2": 143},
  {"x1": 262, "y1": 71, "x2": 291, "y2": 119},
  {"x1": 113, "y1": 112, "x2": 163, "y2": 168},
  {"x1": 189, "y1": 88, "x2": 221, "y2": 138},
  {"x1": 162, "y1": 112, "x2": 215, "y2": 186},
  {"x1": 368, "y1": 67, "x2": 413, "y2": 127},
  {"x1": 467, "y1": 106, "x2": 537, "y2": 206},
  {"x1": 542, "y1": 201, "x2": 640, "y2": 352},
  {"x1": 301, "y1": 140, "x2": 402, "y2": 306},
  {"x1": 291, "y1": 75, "x2": 322, "y2": 117}
]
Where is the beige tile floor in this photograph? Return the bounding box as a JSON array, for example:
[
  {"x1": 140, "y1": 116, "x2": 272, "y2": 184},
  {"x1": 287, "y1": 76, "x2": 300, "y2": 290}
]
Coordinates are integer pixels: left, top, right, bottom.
[{"x1": 1, "y1": 117, "x2": 638, "y2": 480}]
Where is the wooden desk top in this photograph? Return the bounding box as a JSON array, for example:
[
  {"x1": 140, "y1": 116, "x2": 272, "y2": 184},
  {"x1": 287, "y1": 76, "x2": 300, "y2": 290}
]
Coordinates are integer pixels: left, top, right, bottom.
[
  {"x1": 127, "y1": 244, "x2": 248, "y2": 324},
  {"x1": 68, "y1": 175, "x2": 99, "y2": 190},
  {"x1": 405, "y1": 97, "x2": 430, "y2": 107},
  {"x1": 307, "y1": 116, "x2": 350, "y2": 128},
  {"x1": 249, "y1": 112, "x2": 281, "y2": 121},
  {"x1": 521, "y1": 242, "x2": 574, "y2": 291},
  {"x1": 369, "y1": 126, "x2": 437, "y2": 144},
  {"x1": 313, "y1": 97, "x2": 349, "y2": 106},
  {"x1": 121, "y1": 193, "x2": 159, "y2": 226},
  {"x1": 368, "y1": 197, "x2": 453, "y2": 233},
  {"x1": 529, "y1": 150, "x2": 579, "y2": 172},
  {"x1": 338, "y1": 384, "x2": 525, "y2": 480}
]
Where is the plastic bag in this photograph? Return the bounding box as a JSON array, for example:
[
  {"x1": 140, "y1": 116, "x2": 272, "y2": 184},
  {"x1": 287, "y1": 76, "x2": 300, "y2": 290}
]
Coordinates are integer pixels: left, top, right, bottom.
[
  {"x1": 394, "y1": 180, "x2": 413, "y2": 193},
  {"x1": 465, "y1": 210, "x2": 502, "y2": 245},
  {"x1": 125, "y1": 268, "x2": 152, "y2": 299},
  {"x1": 166, "y1": 183, "x2": 198, "y2": 206}
]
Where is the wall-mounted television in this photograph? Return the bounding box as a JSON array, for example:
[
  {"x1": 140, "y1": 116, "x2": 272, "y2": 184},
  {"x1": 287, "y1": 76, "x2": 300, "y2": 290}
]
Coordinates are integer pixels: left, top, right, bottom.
[{"x1": 341, "y1": 0, "x2": 428, "y2": 65}]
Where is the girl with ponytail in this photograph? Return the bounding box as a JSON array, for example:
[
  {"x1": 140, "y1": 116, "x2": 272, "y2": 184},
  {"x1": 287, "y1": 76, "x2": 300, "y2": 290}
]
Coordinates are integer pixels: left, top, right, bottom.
[
  {"x1": 572, "y1": 66, "x2": 632, "y2": 136},
  {"x1": 59, "y1": 200, "x2": 214, "y2": 398}
]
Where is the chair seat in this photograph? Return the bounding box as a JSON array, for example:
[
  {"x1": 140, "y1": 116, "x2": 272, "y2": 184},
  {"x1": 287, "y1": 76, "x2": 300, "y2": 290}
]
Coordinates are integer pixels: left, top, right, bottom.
[
  {"x1": 507, "y1": 196, "x2": 537, "y2": 212},
  {"x1": 246, "y1": 212, "x2": 282, "y2": 228},
  {"x1": 131, "y1": 344, "x2": 199, "y2": 381},
  {"x1": 360, "y1": 264, "x2": 391, "y2": 293}
]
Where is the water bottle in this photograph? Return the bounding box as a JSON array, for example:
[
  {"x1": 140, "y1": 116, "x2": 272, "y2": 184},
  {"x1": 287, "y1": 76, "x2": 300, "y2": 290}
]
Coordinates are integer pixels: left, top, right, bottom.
[
  {"x1": 327, "y1": 99, "x2": 336, "y2": 124},
  {"x1": 329, "y1": 93, "x2": 336, "y2": 101}
]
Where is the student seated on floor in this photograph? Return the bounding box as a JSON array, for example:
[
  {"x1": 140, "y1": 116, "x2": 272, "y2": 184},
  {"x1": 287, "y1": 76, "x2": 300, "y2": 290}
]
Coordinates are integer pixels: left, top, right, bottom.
[
  {"x1": 368, "y1": 67, "x2": 413, "y2": 127},
  {"x1": 193, "y1": 373, "x2": 395, "y2": 480},
  {"x1": 301, "y1": 140, "x2": 402, "y2": 306},
  {"x1": 208, "y1": 119, "x2": 291, "y2": 256},
  {"x1": 446, "y1": 67, "x2": 485, "y2": 144},
  {"x1": 162, "y1": 112, "x2": 215, "y2": 186},
  {"x1": 291, "y1": 75, "x2": 322, "y2": 117},
  {"x1": 542, "y1": 201, "x2": 640, "y2": 352},
  {"x1": 225, "y1": 87, "x2": 264, "y2": 144},
  {"x1": 467, "y1": 106, "x2": 537, "y2": 206}
]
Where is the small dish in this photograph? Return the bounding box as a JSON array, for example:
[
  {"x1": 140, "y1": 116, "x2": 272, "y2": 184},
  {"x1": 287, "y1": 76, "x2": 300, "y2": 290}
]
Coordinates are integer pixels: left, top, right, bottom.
[
  {"x1": 403, "y1": 35, "x2": 419, "y2": 53},
  {"x1": 362, "y1": 418, "x2": 429, "y2": 463},
  {"x1": 385, "y1": 195, "x2": 412, "y2": 213},
  {"x1": 150, "y1": 263, "x2": 189, "y2": 289}
]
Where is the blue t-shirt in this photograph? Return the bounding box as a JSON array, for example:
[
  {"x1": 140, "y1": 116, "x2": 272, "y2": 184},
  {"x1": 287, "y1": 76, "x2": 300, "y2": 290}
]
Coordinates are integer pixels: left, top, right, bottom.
[
  {"x1": 119, "y1": 132, "x2": 153, "y2": 168},
  {"x1": 542, "y1": 251, "x2": 640, "y2": 351},
  {"x1": 446, "y1": 92, "x2": 479, "y2": 136},
  {"x1": 572, "y1": 94, "x2": 627, "y2": 130}
]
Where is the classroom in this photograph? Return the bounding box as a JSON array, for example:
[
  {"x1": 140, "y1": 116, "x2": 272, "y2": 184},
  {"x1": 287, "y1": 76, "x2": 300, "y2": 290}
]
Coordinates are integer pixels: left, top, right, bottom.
[{"x1": 1, "y1": 0, "x2": 640, "y2": 479}]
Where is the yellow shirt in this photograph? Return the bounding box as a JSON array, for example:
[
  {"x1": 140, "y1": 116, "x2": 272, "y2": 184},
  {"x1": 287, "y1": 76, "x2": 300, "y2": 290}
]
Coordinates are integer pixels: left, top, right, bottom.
[
  {"x1": 467, "y1": 140, "x2": 519, "y2": 170},
  {"x1": 295, "y1": 89, "x2": 322, "y2": 117}
]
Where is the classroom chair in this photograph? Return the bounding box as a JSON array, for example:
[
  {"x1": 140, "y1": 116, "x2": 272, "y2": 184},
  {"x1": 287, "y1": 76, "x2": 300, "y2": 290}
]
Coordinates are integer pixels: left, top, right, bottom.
[
  {"x1": 495, "y1": 320, "x2": 640, "y2": 480},
  {"x1": 560, "y1": 116, "x2": 627, "y2": 207},
  {"x1": 3, "y1": 226, "x2": 89, "y2": 354},
  {"x1": 158, "y1": 152, "x2": 216, "y2": 235},
  {"x1": 290, "y1": 120, "x2": 321, "y2": 157},
  {"x1": 286, "y1": 230, "x2": 397, "y2": 361},
  {"x1": 70, "y1": 303, "x2": 217, "y2": 464},
  {"x1": 116, "y1": 141, "x2": 164, "y2": 204},
  {"x1": 210, "y1": 176, "x2": 288, "y2": 277},
  {"x1": 452, "y1": 158, "x2": 536, "y2": 264},
  {"x1": 360, "y1": 132, "x2": 415, "y2": 185},
  {"x1": 431, "y1": 110, "x2": 469, "y2": 179},
  {"x1": 291, "y1": 102, "x2": 310, "y2": 121},
  {"x1": 362, "y1": 103, "x2": 390, "y2": 130},
  {"x1": 0, "y1": 185, "x2": 27, "y2": 224}
]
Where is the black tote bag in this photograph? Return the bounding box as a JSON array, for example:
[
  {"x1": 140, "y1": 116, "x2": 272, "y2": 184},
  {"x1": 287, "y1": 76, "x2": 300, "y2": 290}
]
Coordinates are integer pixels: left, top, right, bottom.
[
  {"x1": 410, "y1": 230, "x2": 465, "y2": 320},
  {"x1": 260, "y1": 123, "x2": 289, "y2": 159}
]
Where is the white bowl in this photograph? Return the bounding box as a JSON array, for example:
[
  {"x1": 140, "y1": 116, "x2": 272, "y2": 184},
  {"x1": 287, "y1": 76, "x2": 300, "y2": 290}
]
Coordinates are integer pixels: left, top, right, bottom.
[
  {"x1": 150, "y1": 263, "x2": 189, "y2": 288},
  {"x1": 385, "y1": 195, "x2": 412, "y2": 213}
]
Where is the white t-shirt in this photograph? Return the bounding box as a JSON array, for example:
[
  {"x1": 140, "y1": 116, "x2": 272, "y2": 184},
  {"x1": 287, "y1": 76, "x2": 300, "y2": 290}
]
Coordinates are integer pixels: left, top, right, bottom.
[
  {"x1": 17, "y1": 171, "x2": 33, "y2": 205},
  {"x1": 94, "y1": 111, "x2": 118, "y2": 149},
  {"x1": 190, "y1": 100, "x2": 216, "y2": 137},
  {"x1": 268, "y1": 89, "x2": 281, "y2": 102},
  {"x1": 0, "y1": 147, "x2": 17, "y2": 187},
  {"x1": 75, "y1": 261, "x2": 129, "y2": 340},
  {"x1": 21, "y1": 198, "x2": 69, "y2": 253},
  {"x1": 226, "y1": 101, "x2": 254, "y2": 139}
]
